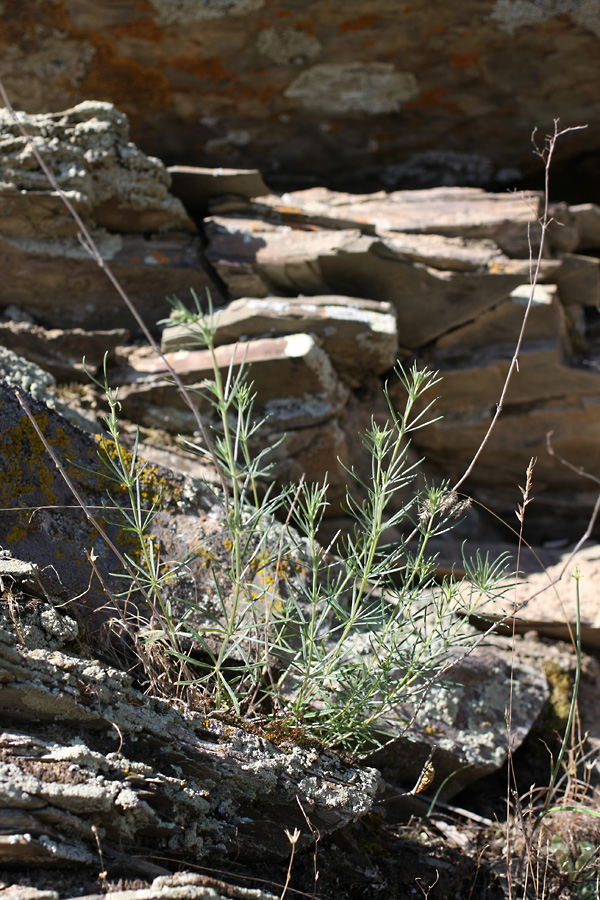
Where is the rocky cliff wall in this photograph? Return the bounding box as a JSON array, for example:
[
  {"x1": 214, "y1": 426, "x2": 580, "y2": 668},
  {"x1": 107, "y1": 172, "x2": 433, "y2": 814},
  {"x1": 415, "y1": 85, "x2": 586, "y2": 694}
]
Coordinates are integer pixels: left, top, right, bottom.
[
  {"x1": 1, "y1": 101, "x2": 599, "y2": 541},
  {"x1": 2, "y1": 1, "x2": 600, "y2": 192}
]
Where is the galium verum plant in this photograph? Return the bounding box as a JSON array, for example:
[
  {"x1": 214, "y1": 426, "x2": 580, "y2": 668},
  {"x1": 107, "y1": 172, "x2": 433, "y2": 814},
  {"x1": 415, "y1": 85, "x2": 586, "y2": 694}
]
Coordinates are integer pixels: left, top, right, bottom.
[{"x1": 99, "y1": 290, "x2": 510, "y2": 753}]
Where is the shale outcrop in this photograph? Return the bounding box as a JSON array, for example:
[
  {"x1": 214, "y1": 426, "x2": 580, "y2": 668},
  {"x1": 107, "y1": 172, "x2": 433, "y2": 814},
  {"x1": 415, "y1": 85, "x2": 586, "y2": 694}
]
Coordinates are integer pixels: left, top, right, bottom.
[
  {"x1": 1, "y1": 100, "x2": 600, "y2": 897},
  {"x1": 3, "y1": 1, "x2": 600, "y2": 195},
  {"x1": 1, "y1": 101, "x2": 600, "y2": 538}
]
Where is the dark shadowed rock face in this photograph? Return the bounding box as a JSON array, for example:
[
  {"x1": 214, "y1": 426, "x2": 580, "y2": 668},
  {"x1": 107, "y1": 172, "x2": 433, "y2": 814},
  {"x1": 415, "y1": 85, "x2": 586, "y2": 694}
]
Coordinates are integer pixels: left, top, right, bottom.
[{"x1": 1, "y1": 2, "x2": 599, "y2": 191}]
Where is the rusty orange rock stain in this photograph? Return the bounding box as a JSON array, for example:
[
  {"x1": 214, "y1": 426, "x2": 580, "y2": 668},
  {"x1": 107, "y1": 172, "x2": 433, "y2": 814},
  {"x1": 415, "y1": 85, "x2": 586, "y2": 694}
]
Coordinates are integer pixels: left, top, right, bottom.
[
  {"x1": 338, "y1": 15, "x2": 382, "y2": 34},
  {"x1": 240, "y1": 83, "x2": 274, "y2": 104},
  {"x1": 449, "y1": 52, "x2": 480, "y2": 68},
  {"x1": 0, "y1": 0, "x2": 69, "y2": 43},
  {"x1": 404, "y1": 88, "x2": 447, "y2": 111},
  {"x1": 147, "y1": 251, "x2": 171, "y2": 265},
  {"x1": 110, "y1": 18, "x2": 165, "y2": 43},
  {"x1": 294, "y1": 19, "x2": 317, "y2": 36},
  {"x1": 362, "y1": 40, "x2": 375, "y2": 48},
  {"x1": 129, "y1": 256, "x2": 140, "y2": 264},
  {"x1": 80, "y1": 34, "x2": 172, "y2": 112},
  {"x1": 275, "y1": 8, "x2": 291, "y2": 16},
  {"x1": 168, "y1": 56, "x2": 237, "y2": 83}
]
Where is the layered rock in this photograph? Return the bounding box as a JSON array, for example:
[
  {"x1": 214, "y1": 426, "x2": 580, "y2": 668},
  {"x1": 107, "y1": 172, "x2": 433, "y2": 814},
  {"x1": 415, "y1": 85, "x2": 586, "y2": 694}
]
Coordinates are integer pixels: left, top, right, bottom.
[
  {"x1": 1, "y1": 102, "x2": 600, "y2": 536},
  {"x1": 3, "y1": 1, "x2": 600, "y2": 194},
  {"x1": 0, "y1": 102, "x2": 220, "y2": 333},
  {"x1": 0, "y1": 559, "x2": 382, "y2": 867}
]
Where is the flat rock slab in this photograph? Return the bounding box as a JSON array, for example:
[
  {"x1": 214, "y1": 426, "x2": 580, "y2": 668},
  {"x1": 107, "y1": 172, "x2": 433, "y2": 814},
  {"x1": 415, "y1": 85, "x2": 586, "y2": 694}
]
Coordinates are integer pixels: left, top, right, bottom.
[
  {"x1": 0, "y1": 232, "x2": 220, "y2": 334},
  {"x1": 471, "y1": 541, "x2": 600, "y2": 649},
  {"x1": 0, "y1": 320, "x2": 129, "y2": 381},
  {"x1": 433, "y1": 284, "x2": 565, "y2": 358},
  {"x1": 0, "y1": 878, "x2": 278, "y2": 900},
  {"x1": 204, "y1": 216, "x2": 526, "y2": 348},
  {"x1": 118, "y1": 334, "x2": 348, "y2": 431},
  {"x1": 169, "y1": 166, "x2": 271, "y2": 215},
  {"x1": 162, "y1": 295, "x2": 399, "y2": 383},
  {"x1": 217, "y1": 186, "x2": 542, "y2": 257}
]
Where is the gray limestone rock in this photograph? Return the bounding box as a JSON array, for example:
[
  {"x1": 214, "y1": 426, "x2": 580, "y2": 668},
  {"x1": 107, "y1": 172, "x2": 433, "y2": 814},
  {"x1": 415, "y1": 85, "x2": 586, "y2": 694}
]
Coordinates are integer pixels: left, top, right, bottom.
[
  {"x1": 0, "y1": 588, "x2": 382, "y2": 867},
  {"x1": 0, "y1": 101, "x2": 191, "y2": 238},
  {"x1": 367, "y1": 637, "x2": 549, "y2": 799}
]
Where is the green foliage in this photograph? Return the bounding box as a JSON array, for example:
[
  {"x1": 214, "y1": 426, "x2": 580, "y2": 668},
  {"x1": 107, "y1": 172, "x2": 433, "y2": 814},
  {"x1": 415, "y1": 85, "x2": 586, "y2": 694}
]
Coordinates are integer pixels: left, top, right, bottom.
[
  {"x1": 95, "y1": 290, "x2": 511, "y2": 754},
  {"x1": 550, "y1": 835, "x2": 600, "y2": 899}
]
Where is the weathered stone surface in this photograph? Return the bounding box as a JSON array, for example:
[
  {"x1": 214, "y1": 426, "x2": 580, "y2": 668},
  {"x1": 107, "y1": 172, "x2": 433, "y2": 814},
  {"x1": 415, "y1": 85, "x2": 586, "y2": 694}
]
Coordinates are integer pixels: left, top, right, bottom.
[
  {"x1": 472, "y1": 541, "x2": 600, "y2": 649},
  {"x1": 433, "y1": 284, "x2": 566, "y2": 357},
  {"x1": 118, "y1": 334, "x2": 348, "y2": 430},
  {"x1": 366, "y1": 638, "x2": 549, "y2": 799},
  {"x1": 0, "y1": 346, "x2": 56, "y2": 400},
  {"x1": 283, "y1": 63, "x2": 419, "y2": 115},
  {"x1": 0, "y1": 104, "x2": 222, "y2": 334},
  {"x1": 0, "y1": 231, "x2": 220, "y2": 334},
  {"x1": 80, "y1": 875, "x2": 278, "y2": 900},
  {"x1": 569, "y1": 203, "x2": 600, "y2": 250},
  {"x1": 0, "y1": 586, "x2": 382, "y2": 867},
  {"x1": 204, "y1": 215, "x2": 526, "y2": 347},
  {"x1": 169, "y1": 166, "x2": 271, "y2": 216},
  {"x1": 162, "y1": 295, "x2": 398, "y2": 384},
  {"x1": 229, "y1": 187, "x2": 543, "y2": 257},
  {"x1": 408, "y1": 392, "x2": 600, "y2": 538},
  {"x1": 0, "y1": 319, "x2": 129, "y2": 381},
  {"x1": 0, "y1": 102, "x2": 191, "y2": 238},
  {"x1": 0, "y1": 381, "x2": 291, "y2": 631},
  {"x1": 554, "y1": 253, "x2": 600, "y2": 308},
  {"x1": 4, "y1": 2, "x2": 600, "y2": 193}
]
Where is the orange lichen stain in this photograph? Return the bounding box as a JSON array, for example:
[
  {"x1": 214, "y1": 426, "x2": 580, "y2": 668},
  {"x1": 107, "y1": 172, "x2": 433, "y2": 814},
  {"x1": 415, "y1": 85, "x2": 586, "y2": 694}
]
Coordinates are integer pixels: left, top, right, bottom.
[
  {"x1": 240, "y1": 83, "x2": 274, "y2": 104},
  {"x1": 362, "y1": 40, "x2": 375, "y2": 48},
  {"x1": 275, "y1": 8, "x2": 291, "y2": 16},
  {"x1": 338, "y1": 15, "x2": 382, "y2": 33},
  {"x1": 147, "y1": 251, "x2": 171, "y2": 265},
  {"x1": 168, "y1": 55, "x2": 237, "y2": 82},
  {"x1": 129, "y1": 256, "x2": 140, "y2": 264},
  {"x1": 449, "y1": 52, "x2": 480, "y2": 68},
  {"x1": 0, "y1": 0, "x2": 69, "y2": 44},
  {"x1": 80, "y1": 34, "x2": 172, "y2": 111},
  {"x1": 294, "y1": 19, "x2": 317, "y2": 35},
  {"x1": 110, "y1": 17, "x2": 165, "y2": 42},
  {"x1": 404, "y1": 88, "x2": 447, "y2": 111}
]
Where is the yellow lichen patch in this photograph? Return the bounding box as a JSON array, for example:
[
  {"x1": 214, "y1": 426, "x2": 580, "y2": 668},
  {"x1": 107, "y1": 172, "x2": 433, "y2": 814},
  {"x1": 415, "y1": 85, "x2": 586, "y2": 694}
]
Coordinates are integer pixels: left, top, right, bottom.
[
  {"x1": 0, "y1": 412, "x2": 59, "y2": 510},
  {"x1": 542, "y1": 660, "x2": 574, "y2": 735},
  {"x1": 95, "y1": 435, "x2": 184, "y2": 508}
]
